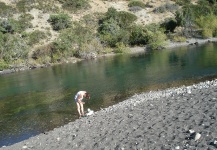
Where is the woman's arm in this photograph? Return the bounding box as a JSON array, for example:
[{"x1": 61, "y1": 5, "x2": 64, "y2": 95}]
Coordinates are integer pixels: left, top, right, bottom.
[{"x1": 77, "y1": 94, "x2": 85, "y2": 104}]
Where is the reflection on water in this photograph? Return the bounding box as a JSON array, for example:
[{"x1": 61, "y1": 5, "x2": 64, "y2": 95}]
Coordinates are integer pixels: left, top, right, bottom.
[{"x1": 1, "y1": 42, "x2": 217, "y2": 146}]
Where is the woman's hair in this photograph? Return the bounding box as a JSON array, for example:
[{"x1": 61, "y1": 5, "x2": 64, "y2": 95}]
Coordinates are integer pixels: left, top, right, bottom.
[{"x1": 85, "y1": 92, "x2": 90, "y2": 99}]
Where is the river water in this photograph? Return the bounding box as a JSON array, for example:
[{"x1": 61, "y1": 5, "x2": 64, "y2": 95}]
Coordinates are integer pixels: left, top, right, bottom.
[{"x1": 1, "y1": 42, "x2": 217, "y2": 146}]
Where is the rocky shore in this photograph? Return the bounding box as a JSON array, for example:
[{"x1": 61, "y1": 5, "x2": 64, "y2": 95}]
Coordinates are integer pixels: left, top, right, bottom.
[{"x1": 1, "y1": 79, "x2": 217, "y2": 150}]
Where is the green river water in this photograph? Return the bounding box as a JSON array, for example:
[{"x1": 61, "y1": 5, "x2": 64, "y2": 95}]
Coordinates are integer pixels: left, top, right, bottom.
[{"x1": 1, "y1": 42, "x2": 217, "y2": 146}]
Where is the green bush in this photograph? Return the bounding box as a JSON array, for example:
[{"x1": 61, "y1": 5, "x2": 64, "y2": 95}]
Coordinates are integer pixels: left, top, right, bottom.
[
  {"x1": 175, "y1": 0, "x2": 191, "y2": 6},
  {"x1": 202, "y1": 28, "x2": 213, "y2": 38},
  {"x1": 35, "y1": 1, "x2": 60, "y2": 13},
  {"x1": 0, "y1": 17, "x2": 30, "y2": 34},
  {"x1": 0, "y1": 33, "x2": 29, "y2": 63},
  {"x1": 190, "y1": 2, "x2": 212, "y2": 18},
  {"x1": 0, "y1": 2, "x2": 15, "y2": 17},
  {"x1": 18, "y1": 13, "x2": 33, "y2": 29},
  {"x1": 172, "y1": 35, "x2": 187, "y2": 42},
  {"x1": 147, "y1": 30, "x2": 167, "y2": 50},
  {"x1": 195, "y1": 14, "x2": 217, "y2": 38},
  {"x1": 99, "y1": 18, "x2": 121, "y2": 47},
  {"x1": 48, "y1": 14, "x2": 71, "y2": 31},
  {"x1": 32, "y1": 44, "x2": 53, "y2": 63},
  {"x1": 80, "y1": 38, "x2": 103, "y2": 54},
  {"x1": 81, "y1": 13, "x2": 102, "y2": 31},
  {"x1": 153, "y1": 3, "x2": 179, "y2": 13},
  {"x1": 98, "y1": 8, "x2": 136, "y2": 47},
  {"x1": 145, "y1": 23, "x2": 161, "y2": 32},
  {"x1": 175, "y1": 10, "x2": 185, "y2": 26},
  {"x1": 101, "y1": 8, "x2": 137, "y2": 29},
  {"x1": 61, "y1": 0, "x2": 90, "y2": 12},
  {"x1": 99, "y1": 16, "x2": 130, "y2": 46},
  {"x1": 28, "y1": 30, "x2": 47, "y2": 46},
  {"x1": 16, "y1": 0, "x2": 33, "y2": 13},
  {"x1": 103, "y1": 7, "x2": 119, "y2": 21},
  {"x1": 114, "y1": 42, "x2": 130, "y2": 53},
  {"x1": 52, "y1": 22, "x2": 95, "y2": 59},
  {"x1": 128, "y1": 1, "x2": 146, "y2": 9},
  {"x1": 129, "y1": 25, "x2": 149, "y2": 45},
  {"x1": 117, "y1": 11, "x2": 137, "y2": 28},
  {"x1": 0, "y1": 60, "x2": 9, "y2": 70},
  {"x1": 214, "y1": 28, "x2": 217, "y2": 37}
]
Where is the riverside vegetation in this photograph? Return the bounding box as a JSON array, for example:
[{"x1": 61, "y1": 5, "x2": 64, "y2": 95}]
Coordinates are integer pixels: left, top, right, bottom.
[{"x1": 0, "y1": 0, "x2": 217, "y2": 71}]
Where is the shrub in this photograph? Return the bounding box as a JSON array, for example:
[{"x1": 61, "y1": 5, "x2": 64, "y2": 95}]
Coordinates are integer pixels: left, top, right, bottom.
[
  {"x1": 114, "y1": 42, "x2": 130, "y2": 53},
  {"x1": 99, "y1": 18, "x2": 121, "y2": 47},
  {"x1": 117, "y1": 11, "x2": 137, "y2": 28},
  {"x1": 35, "y1": 1, "x2": 60, "y2": 13},
  {"x1": 82, "y1": 38, "x2": 103, "y2": 54},
  {"x1": 61, "y1": 0, "x2": 90, "y2": 12},
  {"x1": 175, "y1": 10, "x2": 185, "y2": 26},
  {"x1": 160, "y1": 18, "x2": 177, "y2": 33},
  {"x1": 98, "y1": 8, "x2": 136, "y2": 47},
  {"x1": 202, "y1": 28, "x2": 213, "y2": 38},
  {"x1": 28, "y1": 30, "x2": 47, "y2": 46},
  {"x1": 172, "y1": 35, "x2": 187, "y2": 42},
  {"x1": 18, "y1": 13, "x2": 33, "y2": 29},
  {"x1": 32, "y1": 44, "x2": 53, "y2": 63},
  {"x1": 147, "y1": 30, "x2": 167, "y2": 50},
  {"x1": 128, "y1": 1, "x2": 146, "y2": 9},
  {"x1": 0, "y1": 17, "x2": 31, "y2": 34},
  {"x1": 0, "y1": 60, "x2": 9, "y2": 70},
  {"x1": 175, "y1": 0, "x2": 191, "y2": 6},
  {"x1": 0, "y1": 34, "x2": 29, "y2": 63},
  {"x1": 51, "y1": 22, "x2": 95, "y2": 59},
  {"x1": 0, "y1": 2, "x2": 15, "y2": 17},
  {"x1": 103, "y1": 47, "x2": 113, "y2": 54},
  {"x1": 214, "y1": 28, "x2": 217, "y2": 37},
  {"x1": 103, "y1": 7, "x2": 119, "y2": 21},
  {"x1": 48, "y1": 14, "x2": 71, "y2": 31},
  {"x1": 101, "y1": 8, "x2": 137, "y2": 29},
  {"x1": 16, "y1": 0, "x2": 34, "y2": 13},
  {"x1": 99, "y1": 25, "x2": 130, "y2": 47},
  {"x1": 153, "y1": 3, "x2": 179, "y2": 13},
  {"x1": 195, "y1": 14, "x2": 217, "y2": 38},
  {"x1": 129, "y1": 25, "x2": 149, "y2": 45},
  {"x1": 81, "y1": 13, "x2": 102, "y2": 31},
  {"x1": 145, "y1": 23, "x2": 161, "y2": 32},
  {"x1": 129, "y1": 6, "x2": 143, "y2": 12}
]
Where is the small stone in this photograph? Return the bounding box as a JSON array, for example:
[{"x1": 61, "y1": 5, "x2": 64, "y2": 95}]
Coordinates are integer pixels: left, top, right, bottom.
[
  {"x1": 175, "y1": 146, "x2": 180, "y2": 149},
  {"x1": 22, "y1": 145, "x2": 28, "y2": 149},
  {"x1": 189, "y1": 129, "x2": 195, "y2": 134},
  {"x1": 194, "y1": 133, "x2": 201, "y2": 141}
]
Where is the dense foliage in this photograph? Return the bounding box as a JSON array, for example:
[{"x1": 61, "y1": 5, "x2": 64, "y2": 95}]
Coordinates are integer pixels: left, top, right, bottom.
[
  {"x1": 1, "y1": 0, "x2": 217, "y2": 71},
  {"x1": 60, "y1": 0, "x2": 90, "y2": 12},
  {"x1": 48, "y1": 14, "x2": 72, "y2": 31}
]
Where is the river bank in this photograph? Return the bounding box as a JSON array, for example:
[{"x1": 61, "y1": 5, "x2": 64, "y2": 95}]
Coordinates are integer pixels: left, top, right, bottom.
[
  {"x1": 1, "y1": 79, "x2": 217, "y2": 149},
  {"x1": 1, "y1": 37, "x2": 217, "y2": 76}
]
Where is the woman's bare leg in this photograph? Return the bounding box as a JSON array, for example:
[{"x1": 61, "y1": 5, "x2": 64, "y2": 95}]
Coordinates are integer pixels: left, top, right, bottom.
[
  {"x1": 80, "y1": 103, "x2": 85, "y2": 116},
  {"x1": 76, "y1": 102, "x2": 81, "y2": 117}
]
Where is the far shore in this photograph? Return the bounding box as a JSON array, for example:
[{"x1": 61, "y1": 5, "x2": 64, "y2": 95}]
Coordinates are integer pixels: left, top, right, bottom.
[{"x1": 1, "y1": 37, "x2": 217, "y2": 75}]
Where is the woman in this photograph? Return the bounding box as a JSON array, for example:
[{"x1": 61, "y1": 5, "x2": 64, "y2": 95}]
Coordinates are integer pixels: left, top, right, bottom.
[{"x1": 74, "y1": 91, "x2": 90, "y2": 118}]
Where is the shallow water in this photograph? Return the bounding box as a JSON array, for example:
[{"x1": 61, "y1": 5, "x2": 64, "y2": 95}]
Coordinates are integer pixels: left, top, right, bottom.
[{"x1": 1, "y1": 42, "x2": 217, "y2": 146}]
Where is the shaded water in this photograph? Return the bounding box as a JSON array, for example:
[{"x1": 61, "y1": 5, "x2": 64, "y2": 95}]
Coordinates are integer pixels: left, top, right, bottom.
[{"x1": 1, "y1": 42, "x2": 217, "y2": 146}]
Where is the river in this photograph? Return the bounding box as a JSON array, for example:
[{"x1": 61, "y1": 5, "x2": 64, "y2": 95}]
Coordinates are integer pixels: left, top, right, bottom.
[{"x1": 0, "y1": 42, "x2": 217, "y2": 146}]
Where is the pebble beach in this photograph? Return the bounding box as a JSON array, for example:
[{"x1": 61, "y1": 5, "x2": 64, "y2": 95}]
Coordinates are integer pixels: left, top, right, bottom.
[{"x1": 1, "y1": 79, "x2": 217, "y2": 150}]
